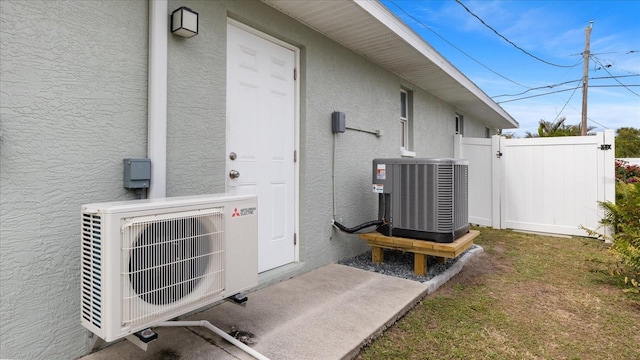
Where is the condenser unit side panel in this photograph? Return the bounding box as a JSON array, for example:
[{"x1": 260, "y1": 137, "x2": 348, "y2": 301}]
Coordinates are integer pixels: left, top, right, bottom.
[
  {"x1": 224, "y1": 198, "x2": 258, "y2": 295},
  {"x1": 454, "y1": 164, "x2": 470, "y2": 231},
  {"x1": 435, "y1": 164, "x2": 454, "y2": 233},
  {"x1": 80, "y1": 211, "x2": 106, "y2": 338},
  {"x1": 80, "y1": 210, "x2": 126, "y2": 342}
]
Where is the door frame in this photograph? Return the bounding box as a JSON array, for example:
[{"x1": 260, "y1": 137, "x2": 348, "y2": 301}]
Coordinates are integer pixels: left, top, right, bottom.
[{"x1": 226, "y1": 18, "x2": 300, "y2": 266}]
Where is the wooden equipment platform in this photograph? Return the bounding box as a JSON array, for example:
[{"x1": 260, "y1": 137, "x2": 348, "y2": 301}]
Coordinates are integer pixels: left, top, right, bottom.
[{"x1": 359, "y1": 230, "x2": 480, "y2": 276}]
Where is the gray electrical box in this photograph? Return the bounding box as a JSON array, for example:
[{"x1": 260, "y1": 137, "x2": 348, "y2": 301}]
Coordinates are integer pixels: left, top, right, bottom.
[
  {"x1": 332, "y1": 111, "x2": 345, "y2": 133},
  {"x1": 123, "y1": 158, "x2": 151, "y2": 189},
  {"x1": 372, "y1": 158, "x2": 469, "y2": 243}
]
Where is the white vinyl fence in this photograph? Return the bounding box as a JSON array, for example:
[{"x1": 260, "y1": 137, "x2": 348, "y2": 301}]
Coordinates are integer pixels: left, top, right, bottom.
[{"x1": 455, "y1": 130, "x2": 615, "y2": 237}]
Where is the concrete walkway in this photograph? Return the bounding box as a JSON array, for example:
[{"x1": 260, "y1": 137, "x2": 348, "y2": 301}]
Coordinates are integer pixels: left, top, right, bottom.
[{"x1": 81, "y1": 248, "x2": 482, "y2": 360}]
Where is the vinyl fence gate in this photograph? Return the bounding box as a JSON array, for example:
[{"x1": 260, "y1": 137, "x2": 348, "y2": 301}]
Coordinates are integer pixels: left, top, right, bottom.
[{"x1": 454, "y1": 130, "x2": 615, "y2": 237}]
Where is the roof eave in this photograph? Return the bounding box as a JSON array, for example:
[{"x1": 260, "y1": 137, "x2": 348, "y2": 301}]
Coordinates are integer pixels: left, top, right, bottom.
[{"x1": 262, "y1": 0, "x2": 519, "y2": 129}]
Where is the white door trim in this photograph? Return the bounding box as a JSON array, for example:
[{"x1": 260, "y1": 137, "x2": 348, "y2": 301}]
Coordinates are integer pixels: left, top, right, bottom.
[{"x1": 227, "y1": 18, "x2": 300, "y2": 265}]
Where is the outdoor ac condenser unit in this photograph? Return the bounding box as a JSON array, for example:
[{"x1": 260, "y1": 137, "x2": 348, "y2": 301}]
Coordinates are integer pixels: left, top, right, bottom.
[
  {"x1": 80, "y1": 194, "x2": 258, "y2": 342},
  {"x1": 372, "y1": 158, "x2": 469, "y2": 243}
]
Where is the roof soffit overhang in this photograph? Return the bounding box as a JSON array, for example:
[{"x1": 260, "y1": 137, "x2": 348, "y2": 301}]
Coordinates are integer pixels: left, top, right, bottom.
[{"x1": 261, "y1": 0, "x2": 518, "y2": 129}]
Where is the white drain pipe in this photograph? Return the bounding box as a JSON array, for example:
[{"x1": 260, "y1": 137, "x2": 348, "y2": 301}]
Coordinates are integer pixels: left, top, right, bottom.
[
  {"x1": 157, "y1": 321, "x2": 270, "y2": 360},
  {"x1": 148, "y1": 0, "x2": 168, "y2": 198}
]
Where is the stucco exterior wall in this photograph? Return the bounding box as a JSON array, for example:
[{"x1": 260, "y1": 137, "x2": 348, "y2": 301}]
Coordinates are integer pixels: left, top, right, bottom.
[
  {"x1": 0, "y1": 1, "x2": 149, "y2": 358},
  {"x1": 166, "y1": 0, "x2": 228, "y2": 196},
  {"x1": 1, "y1": 1, "x2": 501, "y2": 359},
  {"x1": 463, "y1": 113, "x2": 493, "y2": 138}
]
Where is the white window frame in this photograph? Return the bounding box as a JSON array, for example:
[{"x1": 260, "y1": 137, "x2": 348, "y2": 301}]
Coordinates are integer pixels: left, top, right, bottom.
[
  {"x1": 400, "y1": 89, "x2": 415, "y2": 157},
  {"x1": 455, "y1": 113, "x2": 464, "y2": 135},
  {"x1": 401, "y1": 89, "x2": 408, "y2": 148}
]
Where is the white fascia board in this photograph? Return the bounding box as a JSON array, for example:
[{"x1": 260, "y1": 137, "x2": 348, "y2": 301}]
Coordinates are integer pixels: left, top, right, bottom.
[{"x1": 354, "y1": 0, "x2": 518, "y2": 128}]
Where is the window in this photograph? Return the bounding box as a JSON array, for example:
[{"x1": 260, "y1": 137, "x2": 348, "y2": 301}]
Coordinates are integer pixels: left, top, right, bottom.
[
  {"x1": 485, "y1": 127, "x2": 492, "y2": 138},
  {"x1": 455, "y1": 114, "x2": 464, "y2": 135},
  {"x1": 399, "y1": 89, "x2": 415, "y2": 156},
  {"x1": 400, "y1": 90, "x2": 408, "y2": 149},
  {"x1": 400, "y1": 89, "x2": 416, "y2": 157}
]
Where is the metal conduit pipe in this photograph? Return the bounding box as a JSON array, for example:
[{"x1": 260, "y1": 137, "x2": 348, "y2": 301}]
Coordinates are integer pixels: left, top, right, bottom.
[{"x1": 156, "y1": 321, "x2": 270, "y2": 360}]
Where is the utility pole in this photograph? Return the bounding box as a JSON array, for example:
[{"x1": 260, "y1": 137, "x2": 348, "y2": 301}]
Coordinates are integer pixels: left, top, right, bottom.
[{"x1": 581, "y1": 21, "x2": 593, "y2": 136}]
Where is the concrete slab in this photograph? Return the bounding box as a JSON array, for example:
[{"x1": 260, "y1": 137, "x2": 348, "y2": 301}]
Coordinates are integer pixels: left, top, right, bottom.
[
  {"x1": 81, "y1": 252, "x2": 483, "y2": 360},
  {"x1": 185, "y1": 264, "x2": 428, "y2": 360},
  {"x1": 80, "y1": 326, "x2": 234, "y2": 360}
]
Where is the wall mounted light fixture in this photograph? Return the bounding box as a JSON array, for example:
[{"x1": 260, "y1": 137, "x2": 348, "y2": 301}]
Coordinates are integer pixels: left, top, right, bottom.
[{"x1": 171, "y1": 7, "x2": 198, "y2": 38}]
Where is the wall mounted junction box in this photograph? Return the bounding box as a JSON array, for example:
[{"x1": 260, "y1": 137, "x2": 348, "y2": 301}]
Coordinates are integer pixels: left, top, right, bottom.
[
  {"x1": 332, "y1": 111, "x2": 346, "y2": 133},
  {"x1": 123, "y1": 158, "x2": 151, "y2": 189}
]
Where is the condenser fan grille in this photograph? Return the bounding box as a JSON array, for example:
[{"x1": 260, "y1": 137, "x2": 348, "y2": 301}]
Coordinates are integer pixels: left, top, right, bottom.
[{"x1": 121, "y1": 209, "x2": 225, "y2": 326}]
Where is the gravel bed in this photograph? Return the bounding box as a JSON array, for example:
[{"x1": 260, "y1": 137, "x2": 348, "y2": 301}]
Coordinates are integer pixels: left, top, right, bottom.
[{"x1": 339, "y1": 245, "x2": 478, "y2": 282}]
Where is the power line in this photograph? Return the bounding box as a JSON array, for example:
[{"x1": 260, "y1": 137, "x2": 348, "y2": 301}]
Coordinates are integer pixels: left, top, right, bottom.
[
  {"x1": 492, "y1": 79, "x2": 581, "y2": 98},
  {"x1": 589, "y1": 85, "x2": 640, "y2": 88},
  {"x1": 553, "y1": 82, "x2": 582, "y2": 121},
  {"x1": 593, "y1": 55, "x2": 640, "y2": 79},
  {"x1": 455, "y1": 0, "x2": 581, "y2": 68},
  {"x1": 567, "y1": 104, "x2": 610, "y2": 129},
  {"x1": 496, "y1": 84, "x2": 640, "y2": 103},
  {"x1": 592, "y1": 56, "x2": 640, "y2": 97},
  {"x1": 386, "y1": 0, "x2": 529, "y2": 88},
  {"x1": 588, "y1": 117, "x2": 610, "y2": 129},
  {"x1": 491, "y1": 75, "x2": 640, "y2": 98},
  {"x1": 570, "y1": 50, "x2": 639, "y2": 56},
  {"x1": 497, "y1": 88, "x2": 576, "y2": 103}
]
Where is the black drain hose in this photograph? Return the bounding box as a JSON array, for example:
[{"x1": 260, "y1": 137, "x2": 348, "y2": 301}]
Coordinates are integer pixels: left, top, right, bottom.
[{"x1": 333, "y1": 219, "x2": 383, "y2": 233}]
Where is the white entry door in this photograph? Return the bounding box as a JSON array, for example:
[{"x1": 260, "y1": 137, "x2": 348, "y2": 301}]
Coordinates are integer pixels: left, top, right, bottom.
[{"x1": 226, "y1": 21, "x2": 296, "y2": 272}]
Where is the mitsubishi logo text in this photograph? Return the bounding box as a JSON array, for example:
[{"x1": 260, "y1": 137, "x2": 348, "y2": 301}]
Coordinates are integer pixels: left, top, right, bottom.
[{"x1": 232, "y1": 207, "x2": 256, "y2": 217}]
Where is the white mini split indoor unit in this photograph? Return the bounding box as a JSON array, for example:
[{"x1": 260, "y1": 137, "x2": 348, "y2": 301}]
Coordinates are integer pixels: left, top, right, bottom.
[
  {"x1": 372, "y1": 158, "x2": 469, "y2": 243},
  {"x1": 80, "y1": 194, "x2": 258, "y2": 342}
]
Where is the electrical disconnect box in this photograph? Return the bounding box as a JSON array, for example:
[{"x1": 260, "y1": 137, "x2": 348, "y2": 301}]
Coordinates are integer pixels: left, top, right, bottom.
[
  {"x1": 331, "y1": 111, "x2": 346, "y2": 133},
  {"x1": 123, "y1": 158, "x2": 151, "y2": 189}
]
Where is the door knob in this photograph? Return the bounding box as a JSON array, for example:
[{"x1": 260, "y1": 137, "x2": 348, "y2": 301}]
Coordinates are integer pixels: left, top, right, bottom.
[{"x1": 229, "y1": 170, "x2": 240, "y2": 179}]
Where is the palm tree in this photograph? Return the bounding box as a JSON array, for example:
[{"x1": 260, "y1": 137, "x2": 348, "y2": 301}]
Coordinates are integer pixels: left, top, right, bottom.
[{"x1": 525, "y1": 117, "x2": 595, "y2": 137}]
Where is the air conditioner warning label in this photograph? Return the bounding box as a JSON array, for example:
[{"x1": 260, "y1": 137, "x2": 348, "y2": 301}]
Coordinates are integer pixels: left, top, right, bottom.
[
  {"x1": 372, "y1": 184, "x2": 384, "y2": 193},
  {"x1": 376, "y1": 164, "x2": 386, "y2": 180}
]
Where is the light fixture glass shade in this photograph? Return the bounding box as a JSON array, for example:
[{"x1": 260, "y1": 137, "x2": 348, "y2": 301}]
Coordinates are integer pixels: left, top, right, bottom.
[{"x1": 171, "y1": 7, "x2": 198, "y2": 38}]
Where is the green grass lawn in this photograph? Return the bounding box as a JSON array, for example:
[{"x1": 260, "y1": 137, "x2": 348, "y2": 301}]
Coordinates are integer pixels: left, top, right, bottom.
[{"x1": 358, "y1": 228, "x2": 640, "y2": 360}]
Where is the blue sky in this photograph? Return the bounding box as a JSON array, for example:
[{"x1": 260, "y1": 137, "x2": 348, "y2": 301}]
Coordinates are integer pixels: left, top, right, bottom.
[{"x1": 380, "y1": 0, "x2": 640, "y2": 137}]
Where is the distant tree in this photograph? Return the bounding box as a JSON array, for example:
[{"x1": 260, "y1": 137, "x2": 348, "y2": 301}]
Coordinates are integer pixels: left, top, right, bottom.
[
  {"x1": 496, "y1": 129, "x2": 517, "y2": 138},
  {"x1": 615, "y1": 127, "x2": 640, "y2": 158},
  {"x1": 525, "y1": 117, "x2": 595, "y2": 138}
]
